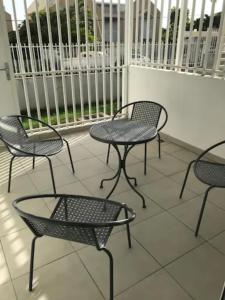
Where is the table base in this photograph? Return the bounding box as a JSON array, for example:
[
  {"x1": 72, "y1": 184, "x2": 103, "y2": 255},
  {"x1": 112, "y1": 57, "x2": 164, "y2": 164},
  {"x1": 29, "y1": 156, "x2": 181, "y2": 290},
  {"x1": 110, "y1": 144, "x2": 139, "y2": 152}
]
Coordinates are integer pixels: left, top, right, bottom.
[{"x1": 100, "y1": 144, "x2": 146, "y2": 208}]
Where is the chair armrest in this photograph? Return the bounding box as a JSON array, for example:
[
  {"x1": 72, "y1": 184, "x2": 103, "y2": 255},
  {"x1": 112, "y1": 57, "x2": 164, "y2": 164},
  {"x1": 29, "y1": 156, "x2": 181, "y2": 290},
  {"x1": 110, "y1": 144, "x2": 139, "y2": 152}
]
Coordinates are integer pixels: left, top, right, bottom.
[
  {"x1": 112, "y1": 102, "x2": 135, "y2": 120},
  {"x1": 13, "y1": 194, "x2": 136, "y2": 228},
  {"x1": 195, "y1": 140, "x2": 225, "y2": 162},
  {"x1": 157, "y1": 106, "x2": 168, "y2": 132},
  {"x1": 13, "y1": 115, "x2": 63, "y2": 143}
]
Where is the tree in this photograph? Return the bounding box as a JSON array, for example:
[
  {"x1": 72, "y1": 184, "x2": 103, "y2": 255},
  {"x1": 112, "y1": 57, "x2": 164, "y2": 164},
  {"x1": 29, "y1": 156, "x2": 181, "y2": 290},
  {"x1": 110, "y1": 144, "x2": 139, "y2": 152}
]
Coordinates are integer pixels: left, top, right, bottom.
[
  {"x1": 193, "y1": 12, "x2": 221, "y2": 31},
  {"x1": 162, "y1": 8, "x2": 190, "y2": 43},
  {"x1": 8, "y1": 3, "x2": 94, "y2": 45}
]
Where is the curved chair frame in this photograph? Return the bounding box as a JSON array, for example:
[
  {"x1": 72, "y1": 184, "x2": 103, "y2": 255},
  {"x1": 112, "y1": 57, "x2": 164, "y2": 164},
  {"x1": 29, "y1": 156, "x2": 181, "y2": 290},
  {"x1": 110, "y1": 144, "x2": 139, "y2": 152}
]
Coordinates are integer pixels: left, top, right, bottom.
[
  {"x1": 0, "y1": 115, "x2": 74, "y2": 194},
  {"x1": 106, "y1": 101, "x2": 168, "y2": 174},
  {"x1": 13, "y1": 194, "x2": 136, "y2": 300},
  {"x1": 179, "y1": 140, "x2": 225, "y2": 236}
]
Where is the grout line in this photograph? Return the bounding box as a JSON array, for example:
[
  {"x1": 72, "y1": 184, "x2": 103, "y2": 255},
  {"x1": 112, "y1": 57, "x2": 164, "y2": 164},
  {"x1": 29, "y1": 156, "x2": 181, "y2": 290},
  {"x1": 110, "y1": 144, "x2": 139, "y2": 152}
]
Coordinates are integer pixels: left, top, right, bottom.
[{"x1": 77, "y1": 251, "x2": 106, "y2": 300}]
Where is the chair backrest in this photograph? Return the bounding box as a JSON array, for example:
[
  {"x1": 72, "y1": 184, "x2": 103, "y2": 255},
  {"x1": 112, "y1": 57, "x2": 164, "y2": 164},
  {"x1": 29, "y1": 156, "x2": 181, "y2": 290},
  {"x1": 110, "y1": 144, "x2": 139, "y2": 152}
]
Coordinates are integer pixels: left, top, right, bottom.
[
  {"x1": 22, "y1": 212, "x2": 100, "y2": 246},
  {"x1": 13, "y1": 195, "x2": 127, "y2": 248},
  {"x1": 0, "y1": 116, "x2": 27, "y2": 146},
  {"x1": 130, "y1": 101, "x2": 167, "y2": 129}
]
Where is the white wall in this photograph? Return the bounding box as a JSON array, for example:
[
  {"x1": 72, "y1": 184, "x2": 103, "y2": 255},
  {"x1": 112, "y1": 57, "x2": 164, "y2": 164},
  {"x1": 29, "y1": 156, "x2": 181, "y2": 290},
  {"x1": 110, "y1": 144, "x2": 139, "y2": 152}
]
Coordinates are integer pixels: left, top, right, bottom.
[
  {"x1": 0, "y1": 1, "x2": 19, "y2": 116},
  {"x1": 16, "y1": 73, "x2": 121, "y2": 111},
  {"x1": 128, "y1": 65, "x2": 225, "y2": 158}
]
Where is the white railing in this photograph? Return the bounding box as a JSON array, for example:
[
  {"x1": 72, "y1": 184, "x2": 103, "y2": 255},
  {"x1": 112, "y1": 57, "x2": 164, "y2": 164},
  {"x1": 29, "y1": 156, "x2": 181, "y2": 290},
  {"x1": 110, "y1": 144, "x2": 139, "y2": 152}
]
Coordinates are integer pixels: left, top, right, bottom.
[
  {"x1": 131, "y1": 0, "x2": 225, "y2": 77},
  {"x1": 10, "y1": 43, "x2": 124, "y2": 75},
  {"x1": 131, "y1": 39, "x2": 217, "y2": 72},
  {"x1": 7, "y1": 0, "x2": 225, "y2": 132}
]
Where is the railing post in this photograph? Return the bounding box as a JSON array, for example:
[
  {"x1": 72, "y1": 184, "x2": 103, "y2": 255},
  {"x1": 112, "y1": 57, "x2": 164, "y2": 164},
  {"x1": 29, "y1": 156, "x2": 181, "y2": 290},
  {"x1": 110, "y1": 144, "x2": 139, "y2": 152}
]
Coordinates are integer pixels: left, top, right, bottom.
[
  {"x1": 122, "y1": 0, "x2": 133, "y2": 106},
  {"x1": 175, "y1": 0, "x2": 188, "y2": 70},
  {"x1": 214, "y1": 0, "x2": 225, "y2": 74}
]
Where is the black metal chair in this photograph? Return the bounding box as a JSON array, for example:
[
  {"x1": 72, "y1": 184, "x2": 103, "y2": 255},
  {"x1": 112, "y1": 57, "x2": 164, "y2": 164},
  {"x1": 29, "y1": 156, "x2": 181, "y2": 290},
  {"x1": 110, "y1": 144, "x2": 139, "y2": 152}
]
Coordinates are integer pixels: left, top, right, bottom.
[
  {"x1": 106, "y1": 101, "x2": 168, "y2": 174},
  {"x1": 0, "y1": 115, "x2": 74, "y2": 194},
  {"x1": 13, "y1": 194, "x2": 136, "y2": 300},
  {"x1": 179, "y1": 140, "x2": 225, "y2": 236}
]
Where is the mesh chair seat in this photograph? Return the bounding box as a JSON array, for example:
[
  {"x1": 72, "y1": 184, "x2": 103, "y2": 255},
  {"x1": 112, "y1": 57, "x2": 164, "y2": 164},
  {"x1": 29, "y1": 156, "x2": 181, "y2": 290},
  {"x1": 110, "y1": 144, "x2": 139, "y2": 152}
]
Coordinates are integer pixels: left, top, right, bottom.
[
  {"x1": 0, "y1": 115, "x2": 74, "y2": 194},
  {"x1": 194, "y1": 160, "x2": 225, "y2": 187},
  {"x1": 10, "y1": 139, "x2": 63, "y2": 157},
  {"x1": 13, "y1": 194, "x2": 135, "y2": 298},
  {"x1": 180, "y1": 140, "x2": 225, "y2": 237},
  {"x1": 50, "y1": 196, "x2": 122, "y2": 247}
]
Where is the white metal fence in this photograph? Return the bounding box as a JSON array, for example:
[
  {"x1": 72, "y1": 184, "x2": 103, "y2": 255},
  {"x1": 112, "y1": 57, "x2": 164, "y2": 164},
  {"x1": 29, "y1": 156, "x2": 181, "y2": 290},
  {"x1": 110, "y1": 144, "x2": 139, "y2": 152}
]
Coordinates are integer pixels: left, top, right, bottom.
[
  {"x1": 131, "y1": 0, "x2": 225, "y2": 76},
  {"x1": 10, "y1": 43, "x2": 125, "y2": 74},
  {"x1": 6, "y1": 0, "x2": 225, "y2": 131}
]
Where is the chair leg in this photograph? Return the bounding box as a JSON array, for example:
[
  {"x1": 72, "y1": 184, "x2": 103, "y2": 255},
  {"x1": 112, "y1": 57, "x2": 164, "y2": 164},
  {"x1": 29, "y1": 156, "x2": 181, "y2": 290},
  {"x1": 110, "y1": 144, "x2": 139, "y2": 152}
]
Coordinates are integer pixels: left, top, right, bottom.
[
  {"x1": 179, "y1": 160, "x2": 196, "y2": 199},
  {"x1": 158, "y1": 133, "x2": 161, "y2": 159},
  {"x1": 124, "y1": 205, "x2": 132, "y2": 248},
  {"x1": 195, "y1": 186, "x2": 214, "y2": 237},
  {"x1": 29, "y1": 236, "x2": 39, "y2": 292},
  {"x1": 144, "y1": 143, "x2": 147, "y2": 175},
  {"x1": 101, "y1": 248, "x2": 114, "y2": 300},
  {"x1": 63, "y1": 139, "x2": 75, "y2": 174},
  {"x1": 106, "y1": 144, "x2": 111, "y2": 165},
  {"x1": 46, "y1": 157, "x2": 56, "y2": 194},
  {"x1": 8, "y1": 156, "x2": 15, "y2": 193},
  {"x1": 32, "y1": 157, "x2": 35, "y2": 169}
]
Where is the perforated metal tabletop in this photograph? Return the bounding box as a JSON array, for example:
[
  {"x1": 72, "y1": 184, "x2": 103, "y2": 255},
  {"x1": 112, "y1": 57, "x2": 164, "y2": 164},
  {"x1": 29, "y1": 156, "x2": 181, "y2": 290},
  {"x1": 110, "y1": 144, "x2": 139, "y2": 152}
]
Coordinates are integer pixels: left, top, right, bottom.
[{"x1": 90, "y1": 119, "x2": 157, "y2": 146}]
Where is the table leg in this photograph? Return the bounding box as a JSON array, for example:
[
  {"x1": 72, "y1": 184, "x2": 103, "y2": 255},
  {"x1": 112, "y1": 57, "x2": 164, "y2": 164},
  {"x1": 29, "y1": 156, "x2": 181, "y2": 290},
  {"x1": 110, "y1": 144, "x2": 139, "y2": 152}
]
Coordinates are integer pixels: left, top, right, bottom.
[
  {"x1": 100, "y1": 144, "x2": 146, "y2": 208},
  {"x1": 123, "y1": 145, "x2": 146, "y2": 208}
]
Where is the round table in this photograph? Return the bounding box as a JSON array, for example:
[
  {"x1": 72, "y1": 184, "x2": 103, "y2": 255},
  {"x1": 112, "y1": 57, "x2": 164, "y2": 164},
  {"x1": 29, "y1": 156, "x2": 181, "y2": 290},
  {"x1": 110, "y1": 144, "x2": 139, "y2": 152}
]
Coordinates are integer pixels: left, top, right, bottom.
[{"x1": 90, "y1": 119, "x2": 157, "y2": 208}]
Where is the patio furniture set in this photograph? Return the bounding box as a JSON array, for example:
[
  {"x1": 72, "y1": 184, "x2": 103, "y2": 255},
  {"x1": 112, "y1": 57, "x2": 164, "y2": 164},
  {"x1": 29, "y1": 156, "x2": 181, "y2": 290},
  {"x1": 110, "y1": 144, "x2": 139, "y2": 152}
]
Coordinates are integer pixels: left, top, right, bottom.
[{"x1": 0, "y1": 100, "x2": 224, "y2": 299}]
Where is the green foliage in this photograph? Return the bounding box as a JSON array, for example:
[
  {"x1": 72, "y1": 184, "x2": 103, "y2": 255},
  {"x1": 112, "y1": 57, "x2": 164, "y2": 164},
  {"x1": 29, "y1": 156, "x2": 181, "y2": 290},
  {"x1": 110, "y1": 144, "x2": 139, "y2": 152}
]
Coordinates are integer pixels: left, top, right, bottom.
[
  {"x1": 193, "y1": 12, "x2": 221, "y2": 31},
  {"x1": 9, "y1": 3, "x2": 94, "y2": 45},
  {"x1": 162, "y1": 8, "x2": 190, "y2": 43},
  {"x1": 162, "y1": 9, "x2": 221, "y2": 43}
]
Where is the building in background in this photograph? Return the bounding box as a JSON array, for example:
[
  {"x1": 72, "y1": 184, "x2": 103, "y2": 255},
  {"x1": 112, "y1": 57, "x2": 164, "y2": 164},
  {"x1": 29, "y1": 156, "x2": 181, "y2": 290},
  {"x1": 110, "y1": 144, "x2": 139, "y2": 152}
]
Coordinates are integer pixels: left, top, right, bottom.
[{"x1": 27, "y1": 0, "x2": 160, "y2": 43}]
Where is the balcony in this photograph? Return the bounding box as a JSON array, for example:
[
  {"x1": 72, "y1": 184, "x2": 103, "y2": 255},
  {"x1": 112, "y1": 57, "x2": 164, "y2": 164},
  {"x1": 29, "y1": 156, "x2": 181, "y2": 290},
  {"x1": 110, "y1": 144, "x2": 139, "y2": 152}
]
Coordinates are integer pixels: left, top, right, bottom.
[
  {"x1": 1, "y1": 0, "x2": 225, "y2": 300},
  {"x1": 0, "y1": 130, "x2": 225, "y2": 300}
]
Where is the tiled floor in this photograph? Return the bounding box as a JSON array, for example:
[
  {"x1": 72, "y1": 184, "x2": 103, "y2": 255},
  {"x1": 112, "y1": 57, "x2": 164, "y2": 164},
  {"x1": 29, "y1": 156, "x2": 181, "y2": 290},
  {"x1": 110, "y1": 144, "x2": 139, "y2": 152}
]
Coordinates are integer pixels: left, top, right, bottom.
[{"x1": 0, "y1": 130, "x2": 225, "y2": 300}]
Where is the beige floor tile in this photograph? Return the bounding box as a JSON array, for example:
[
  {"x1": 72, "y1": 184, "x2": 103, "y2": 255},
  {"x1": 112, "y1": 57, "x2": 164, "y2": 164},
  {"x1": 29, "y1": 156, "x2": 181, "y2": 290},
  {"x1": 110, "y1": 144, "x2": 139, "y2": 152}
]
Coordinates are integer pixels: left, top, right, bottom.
[
  {"x1": 140, "y1": 177, "x2": 196, "y2": 209},
  {"x1": 83, "y1": 138, "x2": 109, "y2": 156},
  {"x1": 81, "y1": 170, "x2": 131, "y2": 198},
  {"x1": 55, "y1": 181, "x2": 92, "y2": 197},
  {"x1": 74, "y1": 157, "x2": 111, "y2": 180},
  {"x1": 20, "y1": 156, "x2": 63, "y2": 174},
  {"x1": 29, "y1": 164, "x2": 77, "y2": 192},
  {"x1": 13, "y1": 252, "x2": 104, "y2": 300},
  {"x1": 124, "y1": 161, "x2": 164, "y2": 186},
  {"x1": 170, "y1": 149, "x2": 198, "y2": 163},
  {"x1": 0, "y1": 281, "x2": 17, "y2": 300},
  {"x1": 169, "y1": 196, "x2": 225, "y2": 239},
  {"x1": 111, "y1": 190, "x2": 163, "y2": 225},
  {"x1": 129, "y1": 141, "x2": 159, "y2": 161},
  {"x1": 2, "y1": 228, "x2": 74, "y2": 279},
  {"x1": 170, "y1": 169, "x2": 208, "y2": 195},
  {"x1": 132, "y1": 212, "x2": 202, "y2": 265},
  {"x1": 0, "y1": 242, "x2": 10, "y2": 285},
  {"x1": 116, "y1": 269, "x2": 192, "y2": 300},
  {"x1": 166, "y1": 243, "x2": 225, "y2": 300},
  {"x1": 78, "y1": 230, "x2": 160, "y2": 297},
  {"x1": 162, "y1": 142, "x2": 185, "y2": 153},
  {"x1": 0, "y1": 193, "x2": 49, "y2": 237},
  {"x1": 0, "y1": 154, "x2": 26, "y2": 187},
  {"x1": 57, "y1": 143, "x2": 93, "y2": 163},
  {"x1": 149, "y1": 154, "x2": 187, "y2": 176},
  {"x1": 0, "y1": 174, "x2": 38, "y2": 195},
  {"x1": 209, "y1": 231, "x2": 225, "y2": 255},
  {"x1": 208, "y1": 188, "x2": 225, "y2": 211},
  {"x1": 97, "y1": 151, "x2": 140, "y2": 170}
]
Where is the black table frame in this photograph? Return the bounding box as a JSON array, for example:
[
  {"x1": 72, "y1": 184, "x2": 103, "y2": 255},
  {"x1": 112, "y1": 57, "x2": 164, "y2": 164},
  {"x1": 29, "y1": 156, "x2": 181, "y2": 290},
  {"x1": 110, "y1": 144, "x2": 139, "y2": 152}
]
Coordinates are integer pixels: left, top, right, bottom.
[
  {"x1": 100, "y1": 143, "x2": 147, "y2": 207},
  {"x1": 90, "y1": 120, "x2": 157, "y2": 208}
]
